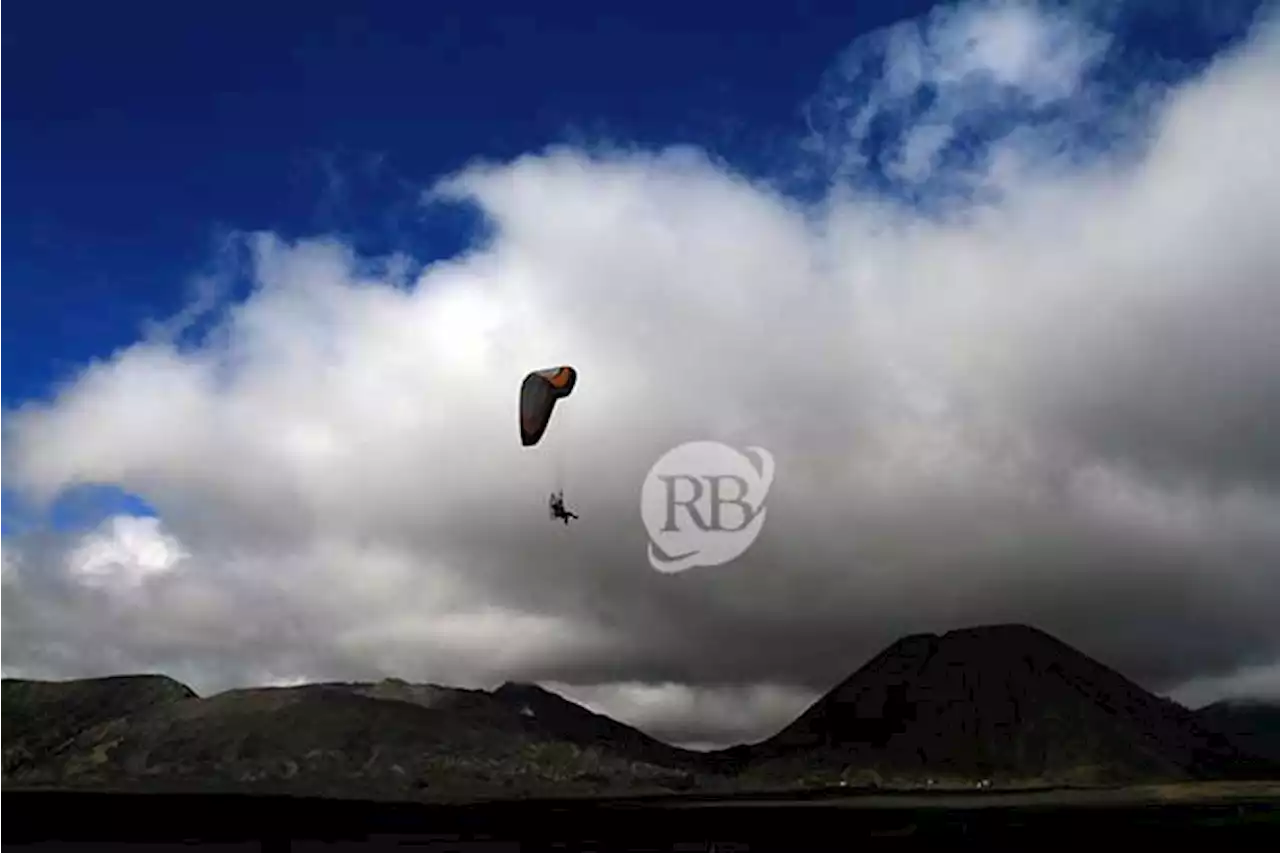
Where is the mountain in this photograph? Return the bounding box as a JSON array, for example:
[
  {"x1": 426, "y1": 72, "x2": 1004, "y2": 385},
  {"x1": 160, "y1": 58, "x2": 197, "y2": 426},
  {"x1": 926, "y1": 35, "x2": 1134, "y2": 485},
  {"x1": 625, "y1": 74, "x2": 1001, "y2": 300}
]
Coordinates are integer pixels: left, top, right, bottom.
[
  {"x1": 732, "y1": 624, "x2": 1275, "y2": 787},
  {"x1": 1197, "y1": 699, "x2": 1280, "y2": 763},
  {"x1": 492, "y1": 681, "x2": 699, "y2": 774},
  {"x1": 1, "y1": 676, "x2": 704, "y2": 800},
  {"x1": 5, "y1": 625, "x2": 1277, "y2": 800},
  {"x1": 2, "y1": 675, "x2": 196, "y2": 779}
]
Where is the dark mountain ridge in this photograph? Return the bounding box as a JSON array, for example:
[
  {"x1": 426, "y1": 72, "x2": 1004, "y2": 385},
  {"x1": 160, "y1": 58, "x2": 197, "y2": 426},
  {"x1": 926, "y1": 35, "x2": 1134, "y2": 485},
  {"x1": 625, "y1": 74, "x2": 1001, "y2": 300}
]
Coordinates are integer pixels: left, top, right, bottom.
[
  {"x1": 733, "y1": 624, "x2": 1271, "y2": 786},
  {"x1": 2, "y1": 675, "x2": 704, "y2": 800},
  {"x1": 1196, "y1": 698, "x2": 1280, "y2": 763},
  {"x1": 5, "y1": 624, "x2": 1277, "y2": 800}
]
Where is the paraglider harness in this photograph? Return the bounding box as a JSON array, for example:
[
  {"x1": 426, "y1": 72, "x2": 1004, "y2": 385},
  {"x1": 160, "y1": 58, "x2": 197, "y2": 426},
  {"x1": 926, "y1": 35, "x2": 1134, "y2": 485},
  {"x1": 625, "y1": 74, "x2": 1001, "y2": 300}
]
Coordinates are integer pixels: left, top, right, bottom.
[{"x1": 549, "y1": 490, "x2": 578, "y2": 524}]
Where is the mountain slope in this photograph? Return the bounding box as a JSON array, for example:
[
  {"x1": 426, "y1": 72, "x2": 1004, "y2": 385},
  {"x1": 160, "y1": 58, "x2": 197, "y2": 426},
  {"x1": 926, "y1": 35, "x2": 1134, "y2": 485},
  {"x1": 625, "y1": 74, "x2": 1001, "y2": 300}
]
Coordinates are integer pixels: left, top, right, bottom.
[
  {"x1": 2, "y1": 678, "x2": 702, "y2": 799},
  {"x1": 736, "y1": 624, "x2": 1270, "y2": 786},
  {"x1": 493, "y1": 681, "x2": 699, "y2": 772},
  {"x1": 2, "y1": 675, "x2": 195, "y2": 778}
]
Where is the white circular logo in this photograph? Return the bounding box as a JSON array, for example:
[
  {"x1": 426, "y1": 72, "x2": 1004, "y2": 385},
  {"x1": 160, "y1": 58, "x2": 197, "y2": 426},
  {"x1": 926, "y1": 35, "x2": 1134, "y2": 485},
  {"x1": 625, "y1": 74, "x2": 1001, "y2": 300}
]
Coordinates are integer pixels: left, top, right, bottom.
[{"x1": 641, "y1": 441, "x2": 775, "y2": 574}]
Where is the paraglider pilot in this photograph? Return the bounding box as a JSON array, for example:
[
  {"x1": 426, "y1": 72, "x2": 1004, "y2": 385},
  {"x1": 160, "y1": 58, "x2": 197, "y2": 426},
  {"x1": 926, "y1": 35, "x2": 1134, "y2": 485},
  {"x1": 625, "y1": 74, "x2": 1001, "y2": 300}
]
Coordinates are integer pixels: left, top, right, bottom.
[
  {"x1": 520, "y1": 366, "x2": 580, "y2": 525},
  {"x1": 549, "y1": 490, "x2": 578, "y2": 524}
]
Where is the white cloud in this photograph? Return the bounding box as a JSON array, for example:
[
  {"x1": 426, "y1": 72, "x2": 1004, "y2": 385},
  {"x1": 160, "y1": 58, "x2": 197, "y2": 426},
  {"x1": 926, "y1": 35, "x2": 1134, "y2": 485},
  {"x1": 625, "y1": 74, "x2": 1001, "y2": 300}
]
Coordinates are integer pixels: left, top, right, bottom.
[
  {"x1": 548, "y1": 681, "x2": 818, "y2": 749},
  {"x1": 2, "y1": 545, "x2": 21, "y2": 584},
  {"x1": 3, "y1": 2, "x2": 1280, "y2": 742},
  {"x1": 66, "y1": 515, "x2": 189, "y2": 590},
  {"x1": 1169, "y1": 660, "x2": 1280, "y2": 709},
  {"x1": 802, "y1": 0, "x2": 1114, "y2": 191}
]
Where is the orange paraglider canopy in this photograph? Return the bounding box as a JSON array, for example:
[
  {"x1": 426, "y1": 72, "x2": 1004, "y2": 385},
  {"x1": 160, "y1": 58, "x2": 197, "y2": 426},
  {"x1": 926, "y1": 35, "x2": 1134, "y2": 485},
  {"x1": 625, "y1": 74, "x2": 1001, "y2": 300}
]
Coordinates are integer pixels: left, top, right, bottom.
[{"x1": 519, "y1": 366, "x2": 577, "y2": 447}]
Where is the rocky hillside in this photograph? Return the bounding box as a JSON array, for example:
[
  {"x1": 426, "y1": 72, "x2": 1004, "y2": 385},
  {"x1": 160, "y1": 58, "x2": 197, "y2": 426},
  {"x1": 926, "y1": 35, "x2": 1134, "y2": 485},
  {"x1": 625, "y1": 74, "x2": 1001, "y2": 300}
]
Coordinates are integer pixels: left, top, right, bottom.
[
  {"x1": 3, "y1": 674, "x2": 196, "y2": 779},
  {"x1": 1, "y1": 677, "x2": 707, "y2": 800}
]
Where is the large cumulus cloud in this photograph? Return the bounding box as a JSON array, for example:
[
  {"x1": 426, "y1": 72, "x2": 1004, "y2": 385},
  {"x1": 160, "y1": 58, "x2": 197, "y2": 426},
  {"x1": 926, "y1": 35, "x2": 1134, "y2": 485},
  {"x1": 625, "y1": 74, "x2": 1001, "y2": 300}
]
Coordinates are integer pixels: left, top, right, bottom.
[{"x1": 4, "y1": 1, "x2": 1280, "y2": 747}]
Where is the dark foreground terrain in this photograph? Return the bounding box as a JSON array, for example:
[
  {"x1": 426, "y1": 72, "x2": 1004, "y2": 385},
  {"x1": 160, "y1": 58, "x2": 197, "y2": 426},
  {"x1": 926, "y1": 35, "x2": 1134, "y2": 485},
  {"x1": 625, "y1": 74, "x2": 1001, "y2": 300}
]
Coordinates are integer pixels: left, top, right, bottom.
[
  {"x1": 7, "y1": 624, "x2": 1280, "y2": 803},
  {"x1": 6, "y1": 623, "x2": 1280, "y2": 848},
  {"x1": 6, "y1": 785, "x2": 1280, "y2": 848}
]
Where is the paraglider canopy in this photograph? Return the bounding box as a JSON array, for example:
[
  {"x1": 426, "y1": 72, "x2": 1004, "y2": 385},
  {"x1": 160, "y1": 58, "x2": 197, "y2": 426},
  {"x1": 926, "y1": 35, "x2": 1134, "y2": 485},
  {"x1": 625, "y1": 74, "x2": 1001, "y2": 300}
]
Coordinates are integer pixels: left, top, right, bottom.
[{"x1": 520, "y1": 366, "x2": 577, "y2": 447}]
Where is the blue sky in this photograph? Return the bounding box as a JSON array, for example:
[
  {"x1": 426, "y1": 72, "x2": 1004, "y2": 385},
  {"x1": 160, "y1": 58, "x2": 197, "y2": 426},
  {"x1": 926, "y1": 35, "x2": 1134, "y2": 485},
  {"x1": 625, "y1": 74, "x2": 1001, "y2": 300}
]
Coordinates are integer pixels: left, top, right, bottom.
[
  {"x1": 4, "y1": 1, "x2": 1280, "y2": 725},
  {"x1": 3, "y1": 0, "x2": 1257, "y2": 408},
  {"x1": 3, "y1": 0, "x2": 1260, "y2": 536},
  {"x1": 2, "y1": 0, "x2": 938, "y2": 534},
  {"x1": 5, "y1": 0, "x2": 930, "y2": 405}
]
